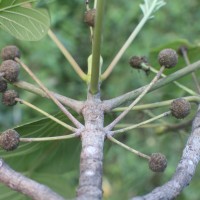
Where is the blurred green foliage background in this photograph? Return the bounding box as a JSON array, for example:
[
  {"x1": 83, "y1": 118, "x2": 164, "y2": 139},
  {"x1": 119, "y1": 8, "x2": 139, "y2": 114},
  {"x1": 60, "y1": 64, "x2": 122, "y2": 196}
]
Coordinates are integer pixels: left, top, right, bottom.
[{"x1": 0, "y1": 0, "x2": 200, "y2": 199}]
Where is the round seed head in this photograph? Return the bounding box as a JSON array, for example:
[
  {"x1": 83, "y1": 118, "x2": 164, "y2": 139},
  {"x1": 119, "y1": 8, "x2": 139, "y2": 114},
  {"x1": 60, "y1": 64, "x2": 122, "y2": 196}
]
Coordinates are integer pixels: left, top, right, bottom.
[
  {"x1": 84, "y1": 9, "x2": 96, "y2": 27},
  {"x1": 2, "y1": 90, "x2": 18, "y2": 106},
  {"x1": 149, "y1": 153, "x2": 167, "y2": 172},
  {"x1": 158, "y1": 48, "x2": 178, "y2": 68},
  {"x1": 0, "y1": 129, "x2": 20, "y2": 151},
  {"x1": 1, "y1": 45, "x2": 21, "y2": 61},
  {"x1": 0, "y1": 60, "x2": 20, "y2": 82},
  {"x1": 129, "y1": 56, "x2": 148, "y2": 69},
  {"x1": 0, "y1": 79, "x2": 7, "y2": 93},
  {"x1": 170, "y1": 98, "x2": 191, "y2": 119}
]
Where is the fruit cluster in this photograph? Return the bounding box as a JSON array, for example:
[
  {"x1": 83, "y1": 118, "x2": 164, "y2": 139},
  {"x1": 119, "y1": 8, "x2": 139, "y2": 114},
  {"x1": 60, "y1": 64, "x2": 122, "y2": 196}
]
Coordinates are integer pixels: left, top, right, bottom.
[{"x1": 0, "y1": 46, "x2": 21, "y2": 106}]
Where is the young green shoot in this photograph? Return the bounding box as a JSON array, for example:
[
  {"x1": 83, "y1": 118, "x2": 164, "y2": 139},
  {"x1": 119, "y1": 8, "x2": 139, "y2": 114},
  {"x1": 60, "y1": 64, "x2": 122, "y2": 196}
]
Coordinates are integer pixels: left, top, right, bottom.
[
  {"x1": 101, "y1": 0, "x2": 166, "y2": 80},
  {"x1": 89, "y1": 0, "x2": 105, "y2": 94}
]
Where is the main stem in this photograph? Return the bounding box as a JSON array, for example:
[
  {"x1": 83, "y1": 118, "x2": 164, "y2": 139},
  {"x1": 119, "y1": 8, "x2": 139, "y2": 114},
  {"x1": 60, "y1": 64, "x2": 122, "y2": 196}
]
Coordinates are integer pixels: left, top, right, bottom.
[
  {"x1": 89, "y1": 0, "x2": 105, "y2": 94},
  {"x1": 77, "y1": 95, "x2": 105, "y2": 200}
]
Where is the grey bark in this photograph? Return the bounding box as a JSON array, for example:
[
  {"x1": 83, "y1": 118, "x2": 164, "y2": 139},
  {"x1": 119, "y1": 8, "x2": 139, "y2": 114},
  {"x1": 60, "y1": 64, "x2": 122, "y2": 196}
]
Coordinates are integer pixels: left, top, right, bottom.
[
  {"x1": 77, "y1": 94, "x2": 106, "y2": 200},
  {"x1": 0, "y1": 158, "x2": 65, "y2": 200}
]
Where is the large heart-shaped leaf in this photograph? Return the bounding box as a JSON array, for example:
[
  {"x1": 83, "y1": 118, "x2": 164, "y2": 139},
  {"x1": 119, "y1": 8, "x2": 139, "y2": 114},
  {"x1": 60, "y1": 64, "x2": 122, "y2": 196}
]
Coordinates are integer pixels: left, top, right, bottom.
[{"x1": 0, "y1": 0, "x2": 50, "y2": 41}]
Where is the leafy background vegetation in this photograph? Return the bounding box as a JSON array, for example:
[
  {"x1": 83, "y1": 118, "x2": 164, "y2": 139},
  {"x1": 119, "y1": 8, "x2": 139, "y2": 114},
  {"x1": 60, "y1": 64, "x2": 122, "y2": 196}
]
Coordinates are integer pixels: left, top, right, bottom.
[{"x1": 0, "y1": 0, "x2": 200, "y2": 199}]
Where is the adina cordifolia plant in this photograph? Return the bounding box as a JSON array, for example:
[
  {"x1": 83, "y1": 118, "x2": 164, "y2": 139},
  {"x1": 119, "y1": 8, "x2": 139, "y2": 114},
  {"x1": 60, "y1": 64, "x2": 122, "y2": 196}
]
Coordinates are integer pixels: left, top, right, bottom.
[{"x1": 0, "y1": 0, "x2": 200, "y2": 200}]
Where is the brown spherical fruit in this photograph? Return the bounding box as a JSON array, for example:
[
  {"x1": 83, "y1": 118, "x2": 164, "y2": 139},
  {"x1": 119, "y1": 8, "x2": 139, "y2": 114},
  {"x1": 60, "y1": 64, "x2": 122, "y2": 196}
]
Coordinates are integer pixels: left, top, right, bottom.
[
  {"x1": 149, "y1": 153, "x2": 167, "y2": 172},
  {"x1": 2, "y1": 90, "x2": 18, "y2": 106},
  {"x1": 158, "y1": 48, "x2": 178, "y2": 68},
  {"x1": 129, "y1": 56, "x2": 148, "y2": 69},
  {"x1": 0, "y1": 129, "x2": 20, "y2": 151},
  {"x1": 84, "y1": 9, "x2": 96, "y2": 27},
  {"x1": 0, "y1": 60, "x2": 20, "y2": 82},
  {"x1": 1, "y1": 45, "x2": 21, "y2": 61},
  {"x1": 0, "y1": 79, "x2": 7, "y2": 93},
  {"x1": 170, "y1": 98, "x2": 191, "y2": 119}
]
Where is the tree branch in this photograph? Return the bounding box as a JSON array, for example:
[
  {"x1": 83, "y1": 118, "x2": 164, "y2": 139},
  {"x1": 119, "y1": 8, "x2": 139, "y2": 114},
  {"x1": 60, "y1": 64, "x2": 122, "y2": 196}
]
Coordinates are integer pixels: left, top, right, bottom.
[
  {"x1": 0, "y1": 158, "x2": 65, "y2": 200},
  {"x1": 13, "y1": 80, "x2": 84, "y2": 113},
  {"x1": 103, "y1": 60, "x2": 200, "y2": 111},
  {"x1": 16, "y1": 58, "x2": 84, "y2": 128},
  {"x1": 131, "y1": 104, "x2": 200, "y2": 200}
]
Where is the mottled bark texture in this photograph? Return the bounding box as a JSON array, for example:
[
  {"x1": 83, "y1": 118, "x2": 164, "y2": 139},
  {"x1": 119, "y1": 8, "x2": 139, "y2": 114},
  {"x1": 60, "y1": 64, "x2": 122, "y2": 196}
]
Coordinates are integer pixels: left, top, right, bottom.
[
  {"x1": 131, "y1": 105, "x2": 200, "y2": 200},
  {"x1": 77, "y1": 95, "x2": 106, "y2": 200},
  {"x1": 0, "y1": 159, "x2": 65, "y2": 200}
]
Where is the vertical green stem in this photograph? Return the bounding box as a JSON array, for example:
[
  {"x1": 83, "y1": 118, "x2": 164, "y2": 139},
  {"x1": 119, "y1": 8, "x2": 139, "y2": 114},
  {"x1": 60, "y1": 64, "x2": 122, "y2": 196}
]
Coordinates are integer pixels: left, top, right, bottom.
[{"x1": 89, "y1": 0, "x2": 105, "y2": 94}]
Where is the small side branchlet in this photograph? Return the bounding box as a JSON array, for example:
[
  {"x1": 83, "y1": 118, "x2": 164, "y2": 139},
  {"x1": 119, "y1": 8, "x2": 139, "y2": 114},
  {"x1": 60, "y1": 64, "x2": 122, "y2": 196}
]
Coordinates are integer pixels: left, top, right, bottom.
[
  {"x1": 177, "y1": 45, "x2": 188, "y2": 56},
  {"x1": 84, "y1": 9, "x2": 96, "y2": 27},
  {"x1": 149, "y1": 153, "x2": 167, "y2": 172},
  {"x1": 170, "y1": 98, "x2": 191, "y2": 119},
  {"x1": 0, "y1": 60, "x2": 20, "y2": 82},
  {"x1": 0, "y1": 78, "x2": 7, "y2": 93},
  {"x1": 158, "y1": 48, "x2": 178, "y2": 68},
  {"x1": 0, "y1": 129, "x2": 20, "y2": 151},
  {"x1": 1, "y1": 45, "x2": 21, "y2": 61},
  {"x1": 2, "y1": 90, "x2": 19, "y2": 106}
]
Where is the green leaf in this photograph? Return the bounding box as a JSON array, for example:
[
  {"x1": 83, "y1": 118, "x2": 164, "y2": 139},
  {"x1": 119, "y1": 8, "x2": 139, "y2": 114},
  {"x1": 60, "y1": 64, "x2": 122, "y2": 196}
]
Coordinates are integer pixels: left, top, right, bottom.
[
  {"x1": 3, "y1": 112, "x2": 81, "y2": 173},
  {"x1": 140, "y1": 0, "x2": 166, "y2": 19},
  {"x1": 0, "y1": 0, "x2": 50, "y2": 41},
  {"x1": 0, "y1": 112, "x2": 81, "y2": 199}
]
